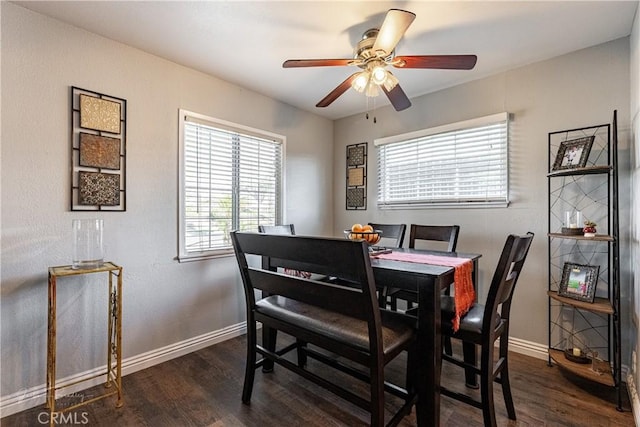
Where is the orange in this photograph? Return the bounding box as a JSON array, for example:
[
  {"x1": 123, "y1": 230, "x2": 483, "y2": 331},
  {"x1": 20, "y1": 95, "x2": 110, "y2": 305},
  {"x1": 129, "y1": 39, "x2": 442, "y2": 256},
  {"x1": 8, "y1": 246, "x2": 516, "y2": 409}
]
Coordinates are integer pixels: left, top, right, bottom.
[
  {"x1": 351, "y1": 223, "x2": 363, "y2": 232},
  {"x1": 362, "y1": 224, "x2": 373, "y2": 233}
]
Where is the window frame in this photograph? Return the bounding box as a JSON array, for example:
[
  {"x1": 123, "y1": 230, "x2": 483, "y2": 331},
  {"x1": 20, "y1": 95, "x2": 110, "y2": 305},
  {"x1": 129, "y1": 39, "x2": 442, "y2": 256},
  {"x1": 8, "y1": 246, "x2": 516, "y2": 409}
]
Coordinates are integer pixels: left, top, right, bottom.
[
  {"x1": 374, "y1": 112, "x2": 510, "y2": 209},
  {"x1": 178, "y1": 109, "x2": 285, "y2": 261}
]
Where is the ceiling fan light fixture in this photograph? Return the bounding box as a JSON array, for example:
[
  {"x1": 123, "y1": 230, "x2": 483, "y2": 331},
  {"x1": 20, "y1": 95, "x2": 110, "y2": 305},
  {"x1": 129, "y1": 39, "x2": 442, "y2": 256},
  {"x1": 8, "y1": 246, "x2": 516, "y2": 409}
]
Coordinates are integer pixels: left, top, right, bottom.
[
  {"x1": 382, "y1": 71, "x2": 399, "y2": 91},
  {"x1": 371, "y1": 65, "x2": 388, "y2": 85},
  {"x1": 352, "y1": 71, "x2": 370, "y2": 93}
]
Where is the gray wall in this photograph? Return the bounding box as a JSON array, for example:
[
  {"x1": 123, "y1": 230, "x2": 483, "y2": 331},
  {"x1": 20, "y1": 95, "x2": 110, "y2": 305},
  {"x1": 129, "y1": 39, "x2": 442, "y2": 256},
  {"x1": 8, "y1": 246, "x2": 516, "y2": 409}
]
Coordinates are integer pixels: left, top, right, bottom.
[
  {"x1": 334, "y1": 38, "x2": 632, "y2": 356},
  {"x1": 0, "y1": 2, "x2": 333, "y2": 407}
]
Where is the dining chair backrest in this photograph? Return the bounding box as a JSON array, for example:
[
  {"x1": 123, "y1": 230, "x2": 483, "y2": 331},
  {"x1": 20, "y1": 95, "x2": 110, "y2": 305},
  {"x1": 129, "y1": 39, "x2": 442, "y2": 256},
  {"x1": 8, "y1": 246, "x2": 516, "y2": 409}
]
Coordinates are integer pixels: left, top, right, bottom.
[
  {"x1": 367, "y1": 223, "x2": 406, "y2": 248},
  {"x1": 258, "y1": 224, "x2": 296, "y2": 272},
  {"x1": 258, "y1": 224, "x2": 296, "y2": 235},
  {"x1": 409, "y1": 224, "x2": 460, "y2": 252},
  {"x1": 484, "y1": 232, "x2": 534, "y2": 333}
]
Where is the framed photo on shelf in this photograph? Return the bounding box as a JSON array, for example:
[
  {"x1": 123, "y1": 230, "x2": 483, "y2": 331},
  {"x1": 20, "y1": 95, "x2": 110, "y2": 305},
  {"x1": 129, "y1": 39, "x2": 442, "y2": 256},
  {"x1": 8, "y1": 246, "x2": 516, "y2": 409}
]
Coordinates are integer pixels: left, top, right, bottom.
[
  {"x1": 551, "y1": 135, "x2": 594, "y2": 171},
  {"x1": 558, "y1": 262, "x2": 599, "y2": 303}
]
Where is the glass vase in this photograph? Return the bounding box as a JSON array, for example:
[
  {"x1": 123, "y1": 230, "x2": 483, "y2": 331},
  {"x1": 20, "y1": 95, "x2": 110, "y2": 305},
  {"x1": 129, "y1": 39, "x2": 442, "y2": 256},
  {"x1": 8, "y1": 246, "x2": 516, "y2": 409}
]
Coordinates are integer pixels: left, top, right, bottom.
[{"x1": 72, "y1": 219, "x2": 104, "y2": 269}]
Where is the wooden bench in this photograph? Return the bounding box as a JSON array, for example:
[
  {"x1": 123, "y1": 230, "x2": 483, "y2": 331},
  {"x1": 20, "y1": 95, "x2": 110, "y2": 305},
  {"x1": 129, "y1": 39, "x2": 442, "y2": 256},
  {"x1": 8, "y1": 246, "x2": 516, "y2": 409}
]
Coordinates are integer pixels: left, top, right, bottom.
[{"x1": 231, "y1": 231, "x2": 417, "y2": 427}]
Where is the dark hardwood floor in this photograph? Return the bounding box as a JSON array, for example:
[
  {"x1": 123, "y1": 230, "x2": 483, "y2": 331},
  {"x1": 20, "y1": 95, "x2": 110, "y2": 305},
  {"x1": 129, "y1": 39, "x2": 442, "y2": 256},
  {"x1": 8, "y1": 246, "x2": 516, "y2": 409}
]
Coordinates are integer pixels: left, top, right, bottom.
[{"x1": 2, "y1": 334, "x2": 633, "y2": 426}]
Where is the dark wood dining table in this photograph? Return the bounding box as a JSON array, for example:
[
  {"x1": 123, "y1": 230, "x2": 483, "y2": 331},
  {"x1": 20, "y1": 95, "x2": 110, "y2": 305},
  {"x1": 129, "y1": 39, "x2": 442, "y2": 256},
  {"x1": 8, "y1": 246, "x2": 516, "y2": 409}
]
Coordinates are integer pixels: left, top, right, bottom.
[{"x1": 370, "y1": 248, "x2": 481, "y2": 427}]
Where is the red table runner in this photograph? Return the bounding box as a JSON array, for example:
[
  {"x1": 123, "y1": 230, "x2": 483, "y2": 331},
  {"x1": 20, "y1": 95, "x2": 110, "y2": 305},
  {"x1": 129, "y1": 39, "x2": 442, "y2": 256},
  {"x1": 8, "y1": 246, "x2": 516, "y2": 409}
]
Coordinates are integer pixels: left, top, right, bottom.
[{"x1": 372, "y1": 252, "x2": 475, "y2": 331}]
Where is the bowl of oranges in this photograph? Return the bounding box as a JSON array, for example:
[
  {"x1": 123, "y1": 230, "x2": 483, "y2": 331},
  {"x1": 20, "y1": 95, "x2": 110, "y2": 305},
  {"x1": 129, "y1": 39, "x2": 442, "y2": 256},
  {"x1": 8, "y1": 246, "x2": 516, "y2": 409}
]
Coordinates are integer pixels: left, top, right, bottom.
[{"x1": 344, "y1": 224, "x2": 382, "y2": 245}]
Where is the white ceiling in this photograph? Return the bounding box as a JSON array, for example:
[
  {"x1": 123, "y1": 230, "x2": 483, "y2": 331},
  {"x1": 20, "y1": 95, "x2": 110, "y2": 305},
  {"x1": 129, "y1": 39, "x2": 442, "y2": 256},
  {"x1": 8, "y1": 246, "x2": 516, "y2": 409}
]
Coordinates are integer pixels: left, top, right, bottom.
[{"x1": 14, "y1": 1, "x2": 638, "y2": 120}]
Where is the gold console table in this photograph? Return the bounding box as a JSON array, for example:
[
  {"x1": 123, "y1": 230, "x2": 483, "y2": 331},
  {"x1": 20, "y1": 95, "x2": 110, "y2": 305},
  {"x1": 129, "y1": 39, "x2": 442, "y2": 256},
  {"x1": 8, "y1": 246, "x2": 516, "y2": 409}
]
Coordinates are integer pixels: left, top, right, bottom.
[{"x1": 46, "y1": 262, "x2": 123, "y2": 424}]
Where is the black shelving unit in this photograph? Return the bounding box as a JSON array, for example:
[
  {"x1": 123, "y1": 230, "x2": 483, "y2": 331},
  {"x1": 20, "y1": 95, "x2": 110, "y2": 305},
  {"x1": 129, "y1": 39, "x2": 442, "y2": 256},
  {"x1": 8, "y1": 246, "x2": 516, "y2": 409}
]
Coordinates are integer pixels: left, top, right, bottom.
[{"x1": 546, "y1": 111, "x2": 621, "y2": 410}]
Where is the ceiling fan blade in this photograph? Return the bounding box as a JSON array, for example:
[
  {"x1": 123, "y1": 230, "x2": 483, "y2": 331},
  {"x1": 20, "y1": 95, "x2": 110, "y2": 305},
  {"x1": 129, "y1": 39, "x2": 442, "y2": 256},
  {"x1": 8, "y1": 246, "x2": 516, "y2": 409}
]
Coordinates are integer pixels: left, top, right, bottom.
[
  {"x1": 372, "y1": 9, "x2": 416, "y2": 57},
  {"x1": 283, "y1": 59, "x2": 352, "y2": 68},
  {"x1": 316, "y1": 73, "x2": 359, "y2": 107},
  {"x1": 393, "y1": 55, "x2": 477, "y2": 70},
  {"x1": 382, "y1": 84, "x2": 411, "y2": 111}
]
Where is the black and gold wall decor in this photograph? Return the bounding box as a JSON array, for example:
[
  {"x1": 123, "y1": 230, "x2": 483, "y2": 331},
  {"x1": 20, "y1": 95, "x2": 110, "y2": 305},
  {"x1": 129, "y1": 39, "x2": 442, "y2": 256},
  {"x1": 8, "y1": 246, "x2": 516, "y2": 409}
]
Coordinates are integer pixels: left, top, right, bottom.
[
  {"x1": 346, "y1": 142, "x2": 367, "y2": 210},
  {"x1": 71, "y1": 87, "x2": 126, "y2": 211}
]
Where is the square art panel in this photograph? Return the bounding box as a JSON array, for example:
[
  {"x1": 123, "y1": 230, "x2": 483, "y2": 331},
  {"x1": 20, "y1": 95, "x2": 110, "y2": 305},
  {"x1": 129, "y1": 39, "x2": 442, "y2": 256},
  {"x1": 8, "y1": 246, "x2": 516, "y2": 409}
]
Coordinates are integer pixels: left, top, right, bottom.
[
  {"x1": 79, "y1": 133, "x2": 121, "y2": 169},
  {"x1": 346, "y1": 188, "x2": 365, "y2": 209},
  {"x1": 348, "y1": 145, "x2": 366, "y2": 166},
  {"x1": 80, "y1": 94, "x2": 122, "y2": 134},
  {"x1": 348, "y1": 167, "x2": 365, "y2": 187},
  {"x1": 78, "y1": 172, "x2": 120, "y2": 206}
]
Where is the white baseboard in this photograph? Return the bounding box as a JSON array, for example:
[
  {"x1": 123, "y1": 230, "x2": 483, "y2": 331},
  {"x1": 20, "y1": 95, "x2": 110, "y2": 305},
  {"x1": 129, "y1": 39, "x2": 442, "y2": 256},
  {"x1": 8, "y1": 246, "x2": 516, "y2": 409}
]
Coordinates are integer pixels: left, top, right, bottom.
[
  {"x1": 507, "y1": 336, "x2": 549, "y2": 360},
  {"x1": 0, "y1": 322, "x2": 246, "y2": 418},
  {"x1": 627, "y1": 373, "x2": 640, "y2": 427}
]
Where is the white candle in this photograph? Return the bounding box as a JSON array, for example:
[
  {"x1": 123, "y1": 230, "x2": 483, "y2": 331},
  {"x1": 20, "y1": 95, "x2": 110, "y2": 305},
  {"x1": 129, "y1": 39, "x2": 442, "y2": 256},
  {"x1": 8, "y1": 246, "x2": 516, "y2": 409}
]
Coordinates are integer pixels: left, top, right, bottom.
[{"x1": 573, "y1": 347, "x2": 581, "y2": 357}]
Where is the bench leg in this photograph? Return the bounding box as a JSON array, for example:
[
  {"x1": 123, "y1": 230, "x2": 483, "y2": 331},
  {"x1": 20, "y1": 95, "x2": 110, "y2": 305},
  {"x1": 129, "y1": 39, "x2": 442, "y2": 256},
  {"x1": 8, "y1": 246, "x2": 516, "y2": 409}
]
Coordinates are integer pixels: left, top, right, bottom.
[{"x1": 296, "y1": 339, "x2": 308, "y2": 367}]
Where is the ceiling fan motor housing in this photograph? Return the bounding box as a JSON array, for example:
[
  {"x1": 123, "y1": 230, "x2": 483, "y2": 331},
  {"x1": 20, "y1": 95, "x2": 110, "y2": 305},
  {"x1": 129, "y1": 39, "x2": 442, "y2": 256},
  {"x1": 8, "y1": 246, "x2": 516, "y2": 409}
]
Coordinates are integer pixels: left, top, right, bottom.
[{"x1": 355, "y1": 28, "x2": 394, "y2": 63}]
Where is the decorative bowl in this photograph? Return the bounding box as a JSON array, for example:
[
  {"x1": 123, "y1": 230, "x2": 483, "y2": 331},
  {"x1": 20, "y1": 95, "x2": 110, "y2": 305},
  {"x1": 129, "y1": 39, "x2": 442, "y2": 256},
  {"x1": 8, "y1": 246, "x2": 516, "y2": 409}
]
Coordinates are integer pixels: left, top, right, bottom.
[
  {"x1": 561, "y1": 227, "x2": 584, "y2": 236},
  {"x1": 344, "y1": 229, "x2": 382, "y2": 246}
]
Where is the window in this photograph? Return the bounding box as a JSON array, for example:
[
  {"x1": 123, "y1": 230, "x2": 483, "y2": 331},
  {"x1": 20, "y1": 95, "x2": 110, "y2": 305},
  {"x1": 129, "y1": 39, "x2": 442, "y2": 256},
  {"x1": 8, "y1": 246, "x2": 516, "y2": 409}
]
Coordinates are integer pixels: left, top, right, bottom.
[
  {"x1": 375, "y1": 112, "x2": 509, "y2": 208},
  {"x1": 179, "y1": 110, "x2": 284, "y2": 260}
]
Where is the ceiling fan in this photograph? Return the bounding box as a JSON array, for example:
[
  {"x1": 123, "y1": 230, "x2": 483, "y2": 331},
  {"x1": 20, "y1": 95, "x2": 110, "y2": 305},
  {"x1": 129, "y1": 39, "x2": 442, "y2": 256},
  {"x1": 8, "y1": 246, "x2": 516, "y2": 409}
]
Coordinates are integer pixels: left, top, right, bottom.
[{"x1": 283, "y1": 9, "x2": 477, "y2": 112}]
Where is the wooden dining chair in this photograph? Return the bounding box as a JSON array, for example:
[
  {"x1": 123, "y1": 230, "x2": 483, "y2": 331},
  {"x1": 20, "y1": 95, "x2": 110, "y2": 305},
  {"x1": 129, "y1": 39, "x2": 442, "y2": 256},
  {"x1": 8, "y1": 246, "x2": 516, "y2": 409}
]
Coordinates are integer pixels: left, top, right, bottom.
[
  {"x1": 440, "y1": 232, "x2": 534, "y2": 427},
  {"x1": 231, "y1": 232, "x2": 417, "y2": 427},
  {"x1": 258, "y1": 223, "x2": 309, "y2": 369},
  {"x1": 367, "y1": 223, "x2": 407, "y2": 308},
  {"x1": 258, "y1": 224, "x2": 296, "y2": 235},
  {"x1": 367, "y1": 223, "x2": 406, "y2": 248},
  {"x1": 388, "y1": 224, "x2": 461, "y2": 311},
  {"x1": 387, "y1": 224, "x2": 460, "y2": 355}
]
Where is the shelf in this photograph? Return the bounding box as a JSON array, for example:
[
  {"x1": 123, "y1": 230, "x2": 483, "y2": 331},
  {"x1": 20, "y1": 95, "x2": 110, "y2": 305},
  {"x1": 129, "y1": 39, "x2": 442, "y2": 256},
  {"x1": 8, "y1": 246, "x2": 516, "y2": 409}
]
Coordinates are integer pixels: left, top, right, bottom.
[
  {"x1": 547, "y1": 114, "x2": 621, "y2": 410},
  {"x1": 49, "y1": 262, "x2": 120, "y2": 277},
  {"x1": 549, "y1": 348, "x2": 614, "y2": 387},
  {"x1": 547, "y1": 165, "x2": 611, "y2": 177},
  {"x1": 547, "y1": 291, "x2": 614, "y2": 314},
  {"x1": 547, "y1": 233, "x2": 614, "y2": 241}
]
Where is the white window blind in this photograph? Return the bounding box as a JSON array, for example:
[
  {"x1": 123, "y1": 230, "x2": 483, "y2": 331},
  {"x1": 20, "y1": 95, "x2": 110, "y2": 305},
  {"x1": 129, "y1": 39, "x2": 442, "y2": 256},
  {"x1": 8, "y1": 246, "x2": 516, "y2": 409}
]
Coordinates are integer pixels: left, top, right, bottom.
[
  {"x1": 179, "y1": 111, "x2": 283, "y2": 260},
  {"x1": 375, "y1": 112, "x2": 509, "y2": 208}
]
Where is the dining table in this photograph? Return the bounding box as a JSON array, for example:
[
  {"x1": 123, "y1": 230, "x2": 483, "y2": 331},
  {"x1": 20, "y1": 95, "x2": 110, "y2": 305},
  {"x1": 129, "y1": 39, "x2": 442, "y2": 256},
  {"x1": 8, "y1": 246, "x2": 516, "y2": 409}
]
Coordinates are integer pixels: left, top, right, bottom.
[{"x1": 369, "y1": 247, "x2": 481, "y2": 427}]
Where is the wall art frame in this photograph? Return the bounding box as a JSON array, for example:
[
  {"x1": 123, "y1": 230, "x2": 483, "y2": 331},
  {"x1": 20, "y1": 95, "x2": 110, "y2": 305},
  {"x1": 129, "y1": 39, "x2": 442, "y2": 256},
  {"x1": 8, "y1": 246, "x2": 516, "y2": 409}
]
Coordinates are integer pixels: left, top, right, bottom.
[
  {"x1": 71, "y1": 86, "x2": 126, "y2": 211},
  {"x1": 346, "y1": 142, "x2": 367, "y2": 210}
]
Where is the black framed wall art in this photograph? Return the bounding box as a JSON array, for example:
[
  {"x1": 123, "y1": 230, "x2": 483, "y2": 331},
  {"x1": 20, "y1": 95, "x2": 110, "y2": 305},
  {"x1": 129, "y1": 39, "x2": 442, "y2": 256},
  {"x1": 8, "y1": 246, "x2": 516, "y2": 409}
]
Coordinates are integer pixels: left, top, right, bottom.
[
  {"x1": 346, "y1": 142, "x2": 367, "y2": 210},
  {"x1": 71, "y1": 86, "x2": 127, "y2": 211}
]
